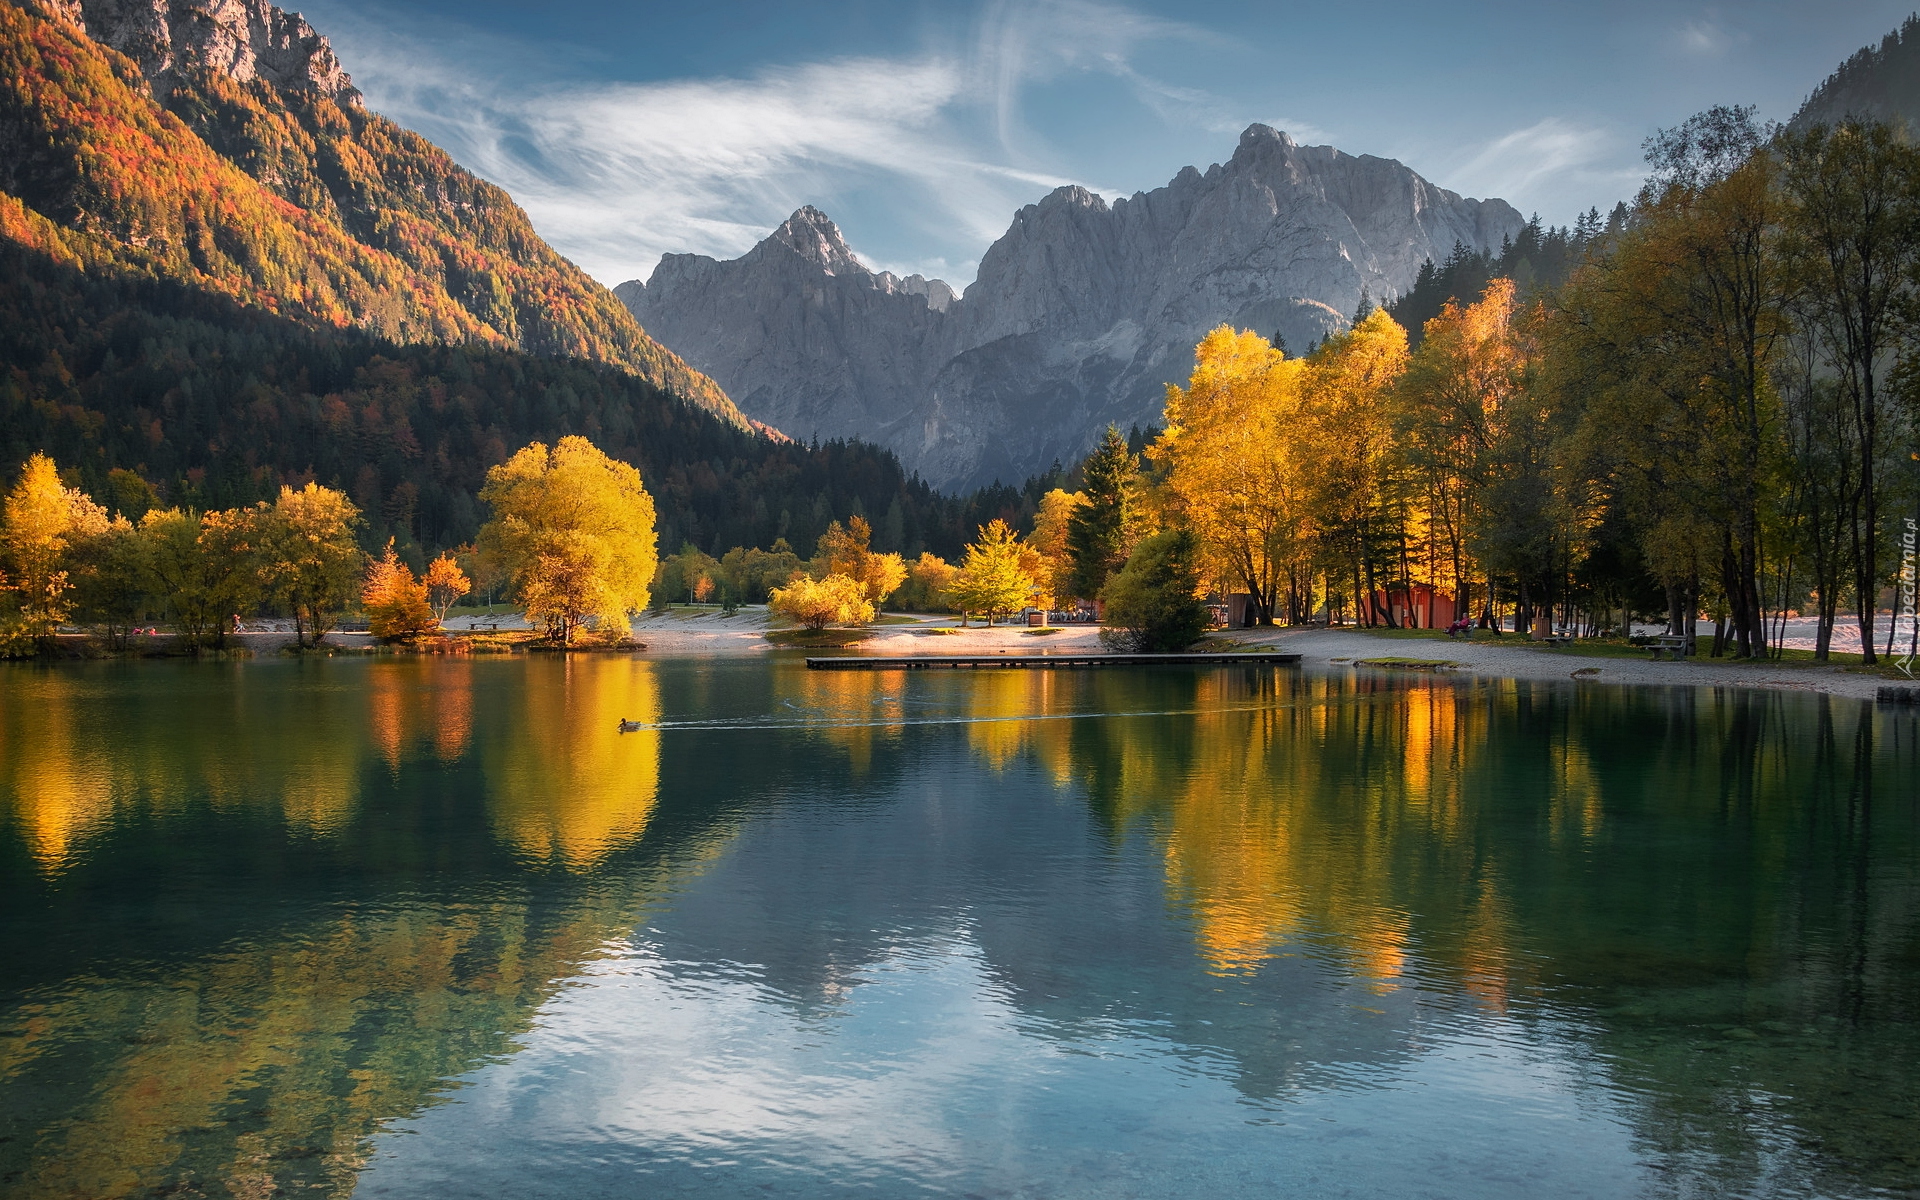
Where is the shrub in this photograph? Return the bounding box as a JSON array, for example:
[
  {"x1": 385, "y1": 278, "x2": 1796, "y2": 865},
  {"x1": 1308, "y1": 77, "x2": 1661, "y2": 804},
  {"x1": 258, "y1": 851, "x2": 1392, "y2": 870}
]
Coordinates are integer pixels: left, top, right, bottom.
[
  {"x1": 1099, "y1": 528, "x2": 1209, "y2": 652},
  {"x1": 768, "y1": 573, "x2": 873, "y2": 629}
]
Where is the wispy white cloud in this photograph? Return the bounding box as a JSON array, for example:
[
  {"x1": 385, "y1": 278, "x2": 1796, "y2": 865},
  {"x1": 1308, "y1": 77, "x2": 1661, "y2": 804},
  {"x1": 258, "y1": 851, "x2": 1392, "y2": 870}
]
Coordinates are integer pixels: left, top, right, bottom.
[
  {"x1": 1444, "y1": 118, "x2": 1642, "y2": 209},
  {"x1": 1674, "y1": 15, "x2": 1736, "y2": 57},
  {"x1": 326, "y1": 0, "x2": 1230, "y2": 289},
  {"x1": 969, "y1": 0, "x2": 1217, "y2": 150}
]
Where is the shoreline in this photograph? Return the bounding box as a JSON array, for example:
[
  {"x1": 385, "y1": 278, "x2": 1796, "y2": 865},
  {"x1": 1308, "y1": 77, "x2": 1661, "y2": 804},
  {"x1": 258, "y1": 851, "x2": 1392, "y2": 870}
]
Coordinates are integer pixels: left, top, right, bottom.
[{"x1": 32, "y1": 610, "x2": 1911, "y2": 702}]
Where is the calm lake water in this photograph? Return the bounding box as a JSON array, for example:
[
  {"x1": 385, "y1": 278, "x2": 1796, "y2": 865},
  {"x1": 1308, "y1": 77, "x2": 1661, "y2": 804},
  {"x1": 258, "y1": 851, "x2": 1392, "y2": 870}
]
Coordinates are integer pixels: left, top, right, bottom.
[{"x1": 1, "y1": 657, "x2": 1916, "y2": 1199}]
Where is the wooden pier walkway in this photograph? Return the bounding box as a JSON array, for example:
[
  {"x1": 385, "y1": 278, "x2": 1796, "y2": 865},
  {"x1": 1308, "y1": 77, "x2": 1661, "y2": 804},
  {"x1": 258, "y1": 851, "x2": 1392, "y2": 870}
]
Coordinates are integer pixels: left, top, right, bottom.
[{"x1": 805, "y1": 652, "x2": 1302, "y2": 670}]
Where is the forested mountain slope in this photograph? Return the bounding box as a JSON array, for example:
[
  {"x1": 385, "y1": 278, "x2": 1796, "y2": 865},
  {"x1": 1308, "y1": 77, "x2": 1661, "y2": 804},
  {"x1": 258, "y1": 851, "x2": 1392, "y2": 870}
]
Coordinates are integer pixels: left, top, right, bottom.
[
  {"x1": 1794, "y1": 13, "x2": 1920, "y2": 132},
  {"x1": 0, "y1": 235, "x2": 966, "y2": 558},
  {"x1": 0, "y1": 0, "x2": 977, "y2": 557},
  {"x1": 0, "y1": 0, "x2": 750, "y2": 430}
]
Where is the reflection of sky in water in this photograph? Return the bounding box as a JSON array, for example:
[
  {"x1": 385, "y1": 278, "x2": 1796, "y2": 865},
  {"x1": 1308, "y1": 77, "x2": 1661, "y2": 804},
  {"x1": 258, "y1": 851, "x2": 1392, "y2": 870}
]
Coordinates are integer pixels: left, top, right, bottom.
[
  {"x1": 360, "y1": 929, "x2": 1646, "y2": 1199},
  {"x1": 3, "y1": 659, "x2": 1915, "y2": 1200},
  {"x1": 353, "y1": 864, "x2": 1643, "y2": 1190},
  {"x1": 349, "y1": 739, "x2": 1709, "y2": 1198}
]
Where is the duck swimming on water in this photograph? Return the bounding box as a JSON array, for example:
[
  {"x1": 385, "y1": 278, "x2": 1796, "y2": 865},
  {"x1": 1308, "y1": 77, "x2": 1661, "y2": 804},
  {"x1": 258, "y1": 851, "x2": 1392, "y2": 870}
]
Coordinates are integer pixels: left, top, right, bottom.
[{"x1": 616, "y1": 718, "x2": 644, "y2": 733}]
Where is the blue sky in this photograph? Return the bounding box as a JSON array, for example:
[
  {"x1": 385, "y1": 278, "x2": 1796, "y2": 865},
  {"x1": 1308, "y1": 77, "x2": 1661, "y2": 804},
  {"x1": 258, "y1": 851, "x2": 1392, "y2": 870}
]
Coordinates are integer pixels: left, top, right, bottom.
[{"x1": 300, "y1": 0, "x2": 1915, "y2": 290}]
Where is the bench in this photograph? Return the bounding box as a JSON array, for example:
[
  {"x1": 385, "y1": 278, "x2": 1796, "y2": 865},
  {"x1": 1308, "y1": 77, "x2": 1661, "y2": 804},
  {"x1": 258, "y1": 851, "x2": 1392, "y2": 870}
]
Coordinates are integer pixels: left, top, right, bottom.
[
  {"x1": 1540, "y1": 634, "x2": 1574, "y2": 647},
  {"x1": 1649, "y1": 635, "x2": 1694, "y2": 660}
]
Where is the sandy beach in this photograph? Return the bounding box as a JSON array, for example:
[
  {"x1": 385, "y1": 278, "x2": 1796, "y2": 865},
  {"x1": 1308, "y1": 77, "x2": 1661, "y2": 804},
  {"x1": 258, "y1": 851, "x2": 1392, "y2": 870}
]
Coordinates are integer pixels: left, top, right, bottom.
[
  {"x1": 197, "y1": 606, "x2": 1908, "y2": 702},
  {"x1": 628, "y1": 608, "x2": 1909, "y2": 702}
]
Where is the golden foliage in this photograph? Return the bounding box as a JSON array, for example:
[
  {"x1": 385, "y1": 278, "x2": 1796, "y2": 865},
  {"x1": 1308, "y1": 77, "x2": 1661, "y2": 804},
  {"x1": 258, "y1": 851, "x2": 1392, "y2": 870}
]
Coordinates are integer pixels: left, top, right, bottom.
[
  {"x1": 423, "y1": 553, "x2": 470, "y2": 623},
  {"x1": 1, "y1": 452, "x2": 108, "y2": 645},
  {"x1": 478, "y1": 436, "x2": 658, "y2": 643},
  {"x1": 485, "y1": 659, "x2": 663, "y2": 867},
  {"x1": 813, "y1": 516, "x2": 908, "y2": 606},
  {"x1": 364, "y1": 541, "x2": 436, "y2": 642},
  {"x1": 1157, "y1": 327, "x2": 1307, "y2": 622},
  {"x1": 949, "y1": 519, "x2": 1037, "y2": 624},
  {"x1": 260, "y1": 484, "x2": 363, "y2": 647},
  {"x1": 894, "y1": 551, "x2": 959, "y2": 613},
  {"x1": 768, "y1": 573, "x2": 874, "y2": 629}
]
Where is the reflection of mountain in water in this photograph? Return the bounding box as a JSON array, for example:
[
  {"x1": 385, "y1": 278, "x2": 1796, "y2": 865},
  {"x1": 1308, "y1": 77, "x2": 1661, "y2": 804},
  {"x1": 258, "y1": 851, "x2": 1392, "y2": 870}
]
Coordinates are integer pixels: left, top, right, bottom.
[
  {"x1": 718, "y1": 667, "x2": 1920, "y2": 1190},
  {"x1": 1, "y1": 662, "x2": 1916, "y2": 1197}
]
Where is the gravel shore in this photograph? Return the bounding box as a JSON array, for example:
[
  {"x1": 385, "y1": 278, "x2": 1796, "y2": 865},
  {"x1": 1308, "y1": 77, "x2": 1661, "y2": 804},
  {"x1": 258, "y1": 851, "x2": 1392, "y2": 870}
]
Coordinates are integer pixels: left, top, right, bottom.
[{"x1": 207, "y1": 608, "x2": 1903, "y2": 702}]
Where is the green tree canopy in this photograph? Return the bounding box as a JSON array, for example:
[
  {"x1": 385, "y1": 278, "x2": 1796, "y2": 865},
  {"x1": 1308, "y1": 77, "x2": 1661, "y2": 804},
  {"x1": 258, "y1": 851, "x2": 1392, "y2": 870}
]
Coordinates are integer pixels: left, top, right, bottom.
[{"x1": 1100, "y1": 528, "x2": 1210, "y2": 652}]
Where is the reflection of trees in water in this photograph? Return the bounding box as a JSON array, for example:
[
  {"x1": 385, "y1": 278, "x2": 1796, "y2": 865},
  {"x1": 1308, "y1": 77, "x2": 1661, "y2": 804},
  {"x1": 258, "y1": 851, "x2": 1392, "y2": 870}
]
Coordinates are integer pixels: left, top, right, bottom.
[
  {"x1": 0, "y1": 658, "x2": 719, "y2": 1200},
  {"x1": 485, "y1": 657, "x2": 661, "y2": 867},
  {"x1": 1, "y1": 662, "x2": 1915, "y2": 1197},
  {"x1": 927, "y1": 666, "x2": 1918, "y2": 1192},
  {"x1": 0, "y1": 663, "x2": 375, "y2": 863}
]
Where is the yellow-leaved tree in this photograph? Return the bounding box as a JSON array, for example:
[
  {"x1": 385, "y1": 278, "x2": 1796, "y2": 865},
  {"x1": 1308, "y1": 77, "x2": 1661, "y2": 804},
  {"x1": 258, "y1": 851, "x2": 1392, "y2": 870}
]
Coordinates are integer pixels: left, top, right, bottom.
[
  {"x1": 892, "y1": 552, "x2": 958, "y2": 613},
  {"x1": 814, "y1": 516, "x2": 908, "y2": 608},
  {"x1": 2, "y1": 453, "x2": 109, "y2": 651},
  {"x1": 260, "y1": 484, "x2": 363, "y2": 648},
  {"x1": 478, "y1": 436, "x2": 658, "y2": 644},
  {"x1": 768, "y1": 574, "x2": 873, "y2": 629},
  {"x1": 1301, "y1": 309, "x2": 1412, "y2": 626},
  {"x1": 1025, "y1": 488, "x2": 1087, "y2": 609},
  {"x1": 1156, "y1": 328, "x2": 1309, "y2": 626},
  {"x1": 949, "y1": 520, "x2": 1037, "y2": 625},
  {"x1": 1395, "y1": 277, "x2": 1532, "y2": 629}
]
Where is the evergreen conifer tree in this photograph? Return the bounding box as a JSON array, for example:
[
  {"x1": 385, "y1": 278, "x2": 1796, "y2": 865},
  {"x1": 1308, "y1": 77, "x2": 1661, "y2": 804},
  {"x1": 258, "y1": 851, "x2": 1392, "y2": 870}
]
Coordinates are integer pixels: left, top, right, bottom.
[{"x1": 1063, "y1": 427, "x2": 1138, "y2": 602}]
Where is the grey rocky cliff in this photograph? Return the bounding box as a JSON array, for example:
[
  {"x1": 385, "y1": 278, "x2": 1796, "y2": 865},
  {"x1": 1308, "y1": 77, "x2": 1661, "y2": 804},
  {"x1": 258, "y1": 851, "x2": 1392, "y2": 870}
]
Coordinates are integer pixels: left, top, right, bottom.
[
  {"x1": 623, "y1": 125, "x2": 1524, "y2": 491},
  {"x1": 41, "y1": 0, "x2": 360, "y2": 103}
]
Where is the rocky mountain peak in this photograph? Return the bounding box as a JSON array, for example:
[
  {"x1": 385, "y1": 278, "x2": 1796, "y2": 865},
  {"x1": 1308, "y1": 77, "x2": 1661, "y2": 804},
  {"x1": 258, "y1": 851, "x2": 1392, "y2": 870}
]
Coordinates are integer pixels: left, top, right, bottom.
[
  {"x1": 42, "y1": 0, "x2": 359, "y2": 103},
  {"x1": 878, "y1": 272, "x2": 958, "y2": 313},
  {"x1": 623, "y1": 128, "x2": 1524, "y2": 490},
  {"x1": 1238, "y1": 123, "x2": 1298, "y2": 151},
  {"x1": 769, "y1": 205, "x2": 867, "y2": 276},
  {"x1": 1034, "y1": 184, "x2": 1109, "y2": 215}
]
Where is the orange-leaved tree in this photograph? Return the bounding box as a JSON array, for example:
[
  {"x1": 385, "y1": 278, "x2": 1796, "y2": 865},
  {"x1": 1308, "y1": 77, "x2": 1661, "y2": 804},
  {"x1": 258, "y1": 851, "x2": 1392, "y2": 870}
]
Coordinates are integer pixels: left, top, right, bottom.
[
  {"x1": 365, "y1": 542, "x2": 437, "y2": 642},
  {"x1": 423, "y1": 554, "x2": 471, "y2": 625}
]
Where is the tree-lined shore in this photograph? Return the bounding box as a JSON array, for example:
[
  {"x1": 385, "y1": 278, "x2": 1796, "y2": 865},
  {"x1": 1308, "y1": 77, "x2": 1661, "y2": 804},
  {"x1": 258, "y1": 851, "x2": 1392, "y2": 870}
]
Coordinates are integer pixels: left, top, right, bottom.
[
  {"x1": 1151, "y1": 108, "x2": 1920, "y2": 664},
  {"x1": 6, "y1": 109, "x2": 1919, "y2": 664}
]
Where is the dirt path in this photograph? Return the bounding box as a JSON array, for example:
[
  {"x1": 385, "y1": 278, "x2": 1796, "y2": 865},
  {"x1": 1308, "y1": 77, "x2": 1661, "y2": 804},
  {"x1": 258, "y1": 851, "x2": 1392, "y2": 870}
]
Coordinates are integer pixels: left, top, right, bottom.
[{"x1": 1226, "y1": 625, "x2": 1896, "y2": 702}]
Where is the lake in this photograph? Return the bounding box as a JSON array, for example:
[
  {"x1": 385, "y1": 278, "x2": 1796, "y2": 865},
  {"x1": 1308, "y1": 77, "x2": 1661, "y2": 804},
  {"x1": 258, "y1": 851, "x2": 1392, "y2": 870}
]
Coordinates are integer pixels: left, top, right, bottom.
[{"x1": 1, "y1": 656, "x2": 1915, "y2": 1198}]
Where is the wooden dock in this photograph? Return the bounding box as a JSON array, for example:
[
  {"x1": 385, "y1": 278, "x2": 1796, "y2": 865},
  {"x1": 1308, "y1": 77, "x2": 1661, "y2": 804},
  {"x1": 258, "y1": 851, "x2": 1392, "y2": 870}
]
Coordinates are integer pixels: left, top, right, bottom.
[{"x1": 805, "y1": 652, "x2": 1302, "y2": 670}]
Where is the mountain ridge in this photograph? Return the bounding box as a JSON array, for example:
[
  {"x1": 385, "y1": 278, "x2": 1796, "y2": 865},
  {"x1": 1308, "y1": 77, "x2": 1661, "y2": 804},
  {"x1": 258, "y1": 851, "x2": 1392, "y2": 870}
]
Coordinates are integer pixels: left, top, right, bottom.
[
  {"x1": 2, "y1": 0, "x2": 757, "y2": 433},
  {"x1": 621, "y1": 124, "x2": 1524, "y2": 490}
]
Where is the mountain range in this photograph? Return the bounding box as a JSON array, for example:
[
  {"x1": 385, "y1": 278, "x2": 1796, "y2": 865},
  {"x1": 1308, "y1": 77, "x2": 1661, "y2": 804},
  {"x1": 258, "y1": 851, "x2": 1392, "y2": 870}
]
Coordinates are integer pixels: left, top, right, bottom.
[
  {"x1": 620, "y1": 126, "x2": 1525, "y2": 491},
  {"x1": 0, "y1": 0, "x2": 978, "y2": 558}
]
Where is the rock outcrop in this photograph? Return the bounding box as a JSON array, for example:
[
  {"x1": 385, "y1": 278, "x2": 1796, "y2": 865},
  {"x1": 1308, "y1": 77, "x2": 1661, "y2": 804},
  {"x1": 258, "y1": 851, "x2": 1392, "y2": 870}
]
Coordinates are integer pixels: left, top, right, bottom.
[
  {"x1": 622, "y1": 126, "x2": 1525, "y2": 490},
  {"x1": 41, "y1": 0, "x2": 358, "y2": 102}
]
